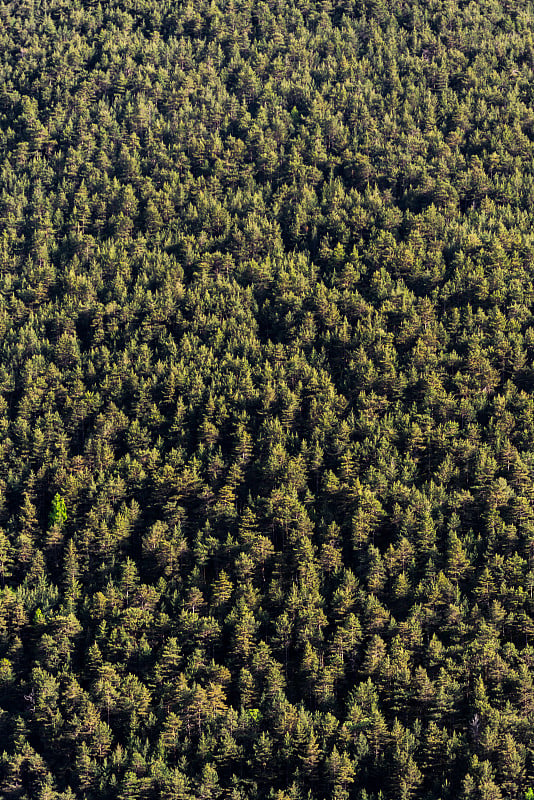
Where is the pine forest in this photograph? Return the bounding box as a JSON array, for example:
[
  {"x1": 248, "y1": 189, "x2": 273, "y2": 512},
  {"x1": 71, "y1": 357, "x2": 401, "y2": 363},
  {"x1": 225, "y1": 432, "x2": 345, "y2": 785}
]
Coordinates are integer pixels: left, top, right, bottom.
[{"x1": 2, "y1": 0, "x2": 534, "y2": 798}]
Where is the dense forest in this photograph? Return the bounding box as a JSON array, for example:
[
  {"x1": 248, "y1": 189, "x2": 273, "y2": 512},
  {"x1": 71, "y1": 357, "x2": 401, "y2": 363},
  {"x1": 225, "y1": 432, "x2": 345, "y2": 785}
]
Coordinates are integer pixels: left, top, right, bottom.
[{"x1": 2, "y1": 0, "x2": 534, "y2": 797}]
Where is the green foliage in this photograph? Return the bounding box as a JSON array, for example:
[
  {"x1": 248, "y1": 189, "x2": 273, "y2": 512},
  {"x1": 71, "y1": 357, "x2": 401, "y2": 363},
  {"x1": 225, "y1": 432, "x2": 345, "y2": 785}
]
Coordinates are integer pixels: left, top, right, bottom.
[
  {"x1": 48, "y1": 494, "x2": 67, "y2": 527},
  {"x1": 0, "y1": 0, "x2": 533, "y2": 798}
]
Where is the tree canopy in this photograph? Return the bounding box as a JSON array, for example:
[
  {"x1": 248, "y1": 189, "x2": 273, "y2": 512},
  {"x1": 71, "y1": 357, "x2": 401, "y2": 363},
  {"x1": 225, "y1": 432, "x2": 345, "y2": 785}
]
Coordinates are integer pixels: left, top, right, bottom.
[{"x1": 1, "y1": 0, "x2": 534, "y2": 798}]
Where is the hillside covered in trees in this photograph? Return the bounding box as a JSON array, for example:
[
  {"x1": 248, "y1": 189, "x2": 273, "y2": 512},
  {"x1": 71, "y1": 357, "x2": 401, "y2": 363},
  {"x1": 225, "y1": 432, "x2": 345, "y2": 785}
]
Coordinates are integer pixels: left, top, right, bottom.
[{"x1": 2, "y1": 0, "x2": 534, "y2": 797}]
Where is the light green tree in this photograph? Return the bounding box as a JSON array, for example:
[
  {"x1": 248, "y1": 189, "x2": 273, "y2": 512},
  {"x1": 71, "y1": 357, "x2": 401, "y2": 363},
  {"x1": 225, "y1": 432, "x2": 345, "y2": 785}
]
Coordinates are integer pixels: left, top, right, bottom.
[{"x1": 49, "y1": 493, "x2": 67, "y2": 527}]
